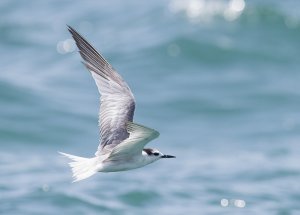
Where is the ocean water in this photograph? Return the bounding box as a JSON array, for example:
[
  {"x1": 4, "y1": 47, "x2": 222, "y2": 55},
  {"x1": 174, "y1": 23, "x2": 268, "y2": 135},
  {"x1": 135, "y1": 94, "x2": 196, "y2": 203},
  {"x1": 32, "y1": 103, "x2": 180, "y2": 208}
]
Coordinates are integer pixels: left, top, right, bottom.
[{"x1": 1, "y1": 0, "x2": 300, "y2": 214}]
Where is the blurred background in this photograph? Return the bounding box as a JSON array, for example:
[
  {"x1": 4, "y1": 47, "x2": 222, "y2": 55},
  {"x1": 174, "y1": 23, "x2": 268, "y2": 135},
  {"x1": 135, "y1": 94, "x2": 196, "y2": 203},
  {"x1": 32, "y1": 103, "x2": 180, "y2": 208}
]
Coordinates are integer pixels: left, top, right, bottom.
[{"x1": 1, "y1": 0, "x2": 300, "y2": 214}]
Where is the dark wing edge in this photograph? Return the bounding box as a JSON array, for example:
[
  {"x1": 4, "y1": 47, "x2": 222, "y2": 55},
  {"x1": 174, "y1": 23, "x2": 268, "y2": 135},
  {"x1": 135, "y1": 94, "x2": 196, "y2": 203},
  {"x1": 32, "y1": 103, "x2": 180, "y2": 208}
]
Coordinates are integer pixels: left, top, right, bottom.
[{"x1": 68, "y1": 25, "x2": 120, "y2": 83}]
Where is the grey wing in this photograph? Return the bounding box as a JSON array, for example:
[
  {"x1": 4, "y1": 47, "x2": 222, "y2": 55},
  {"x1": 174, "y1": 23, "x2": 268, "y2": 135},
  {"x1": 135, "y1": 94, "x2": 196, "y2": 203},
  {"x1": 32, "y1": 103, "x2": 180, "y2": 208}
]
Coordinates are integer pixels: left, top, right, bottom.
[{"x1": 68, "y1": 26, "x2": 136, "y2": 156}]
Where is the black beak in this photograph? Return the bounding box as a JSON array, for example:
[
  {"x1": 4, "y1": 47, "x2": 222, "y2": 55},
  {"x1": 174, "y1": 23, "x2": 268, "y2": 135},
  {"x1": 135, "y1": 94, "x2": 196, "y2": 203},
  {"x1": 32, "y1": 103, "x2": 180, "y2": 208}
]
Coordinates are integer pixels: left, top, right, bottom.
[{"x1": 161, "y1": 155, "x2": 176, "y2": 158}]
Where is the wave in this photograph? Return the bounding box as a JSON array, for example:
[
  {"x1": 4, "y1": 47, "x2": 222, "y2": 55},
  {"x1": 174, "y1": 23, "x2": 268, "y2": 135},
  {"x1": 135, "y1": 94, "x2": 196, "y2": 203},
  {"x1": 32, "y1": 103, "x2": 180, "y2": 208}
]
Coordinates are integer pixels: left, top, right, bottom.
[{"x1": 169, "y1": 0, "x2": 300, "y2": 29}]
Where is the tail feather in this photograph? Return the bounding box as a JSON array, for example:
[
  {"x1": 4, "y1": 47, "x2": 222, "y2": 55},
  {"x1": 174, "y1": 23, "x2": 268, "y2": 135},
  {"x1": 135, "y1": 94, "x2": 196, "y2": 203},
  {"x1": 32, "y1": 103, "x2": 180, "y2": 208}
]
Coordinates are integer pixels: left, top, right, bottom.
[{"x1": 59, "y1": 152, "x2": 98, "y2": 182}]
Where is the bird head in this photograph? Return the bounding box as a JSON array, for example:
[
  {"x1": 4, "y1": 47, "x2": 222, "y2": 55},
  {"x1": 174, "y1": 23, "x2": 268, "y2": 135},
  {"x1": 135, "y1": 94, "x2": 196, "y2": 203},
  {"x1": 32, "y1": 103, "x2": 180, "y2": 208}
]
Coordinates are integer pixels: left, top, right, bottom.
[{"x1": 143, "y1": 148, "x2": 175, "y2": 162}]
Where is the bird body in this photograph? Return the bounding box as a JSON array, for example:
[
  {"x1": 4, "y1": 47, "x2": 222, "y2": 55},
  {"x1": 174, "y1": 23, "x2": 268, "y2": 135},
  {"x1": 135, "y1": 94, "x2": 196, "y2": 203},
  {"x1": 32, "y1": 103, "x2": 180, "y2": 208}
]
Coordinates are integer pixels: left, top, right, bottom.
[{"x1": 59, "y1": 26, "x2": 175, "y2": 182}]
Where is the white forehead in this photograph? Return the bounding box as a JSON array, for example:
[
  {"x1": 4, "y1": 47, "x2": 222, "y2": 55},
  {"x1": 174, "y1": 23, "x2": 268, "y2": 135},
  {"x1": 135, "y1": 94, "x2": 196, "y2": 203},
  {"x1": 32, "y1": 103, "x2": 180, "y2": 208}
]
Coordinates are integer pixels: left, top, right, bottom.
[{"x1": 152, "y1": 148, "x2": 160, "y2": 153}]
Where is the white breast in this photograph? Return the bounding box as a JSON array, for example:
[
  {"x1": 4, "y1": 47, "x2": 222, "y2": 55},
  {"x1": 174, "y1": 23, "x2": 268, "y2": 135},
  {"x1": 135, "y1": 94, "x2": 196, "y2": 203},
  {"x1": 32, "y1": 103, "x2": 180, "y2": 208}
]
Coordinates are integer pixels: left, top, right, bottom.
[{"x1": 98, "y1": 152, "x2": 155, "y2": 172}]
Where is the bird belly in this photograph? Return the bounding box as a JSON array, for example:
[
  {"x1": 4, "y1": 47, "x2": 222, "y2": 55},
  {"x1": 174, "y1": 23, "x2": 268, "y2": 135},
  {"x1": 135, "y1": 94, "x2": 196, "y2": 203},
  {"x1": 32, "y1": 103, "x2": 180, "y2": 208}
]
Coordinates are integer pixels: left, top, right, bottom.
[{"x1": 99, "y1": 158, "x2": 148, "y2": 172}]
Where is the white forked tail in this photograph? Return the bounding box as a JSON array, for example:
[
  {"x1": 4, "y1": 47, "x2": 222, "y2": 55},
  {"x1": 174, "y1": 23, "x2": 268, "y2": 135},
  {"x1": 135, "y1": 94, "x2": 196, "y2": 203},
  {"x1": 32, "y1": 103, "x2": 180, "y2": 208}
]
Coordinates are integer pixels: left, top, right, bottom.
[{"x1": 59, "y1": 152, "x2": 98, "y2": 182}]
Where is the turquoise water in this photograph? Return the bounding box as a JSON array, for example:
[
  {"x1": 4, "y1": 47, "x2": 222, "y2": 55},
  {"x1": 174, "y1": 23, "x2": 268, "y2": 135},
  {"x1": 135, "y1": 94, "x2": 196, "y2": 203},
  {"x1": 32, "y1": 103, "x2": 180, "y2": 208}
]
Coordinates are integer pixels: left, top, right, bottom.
[{"x1": 1, "y1": 0, "x2": 300, "y2": 214}]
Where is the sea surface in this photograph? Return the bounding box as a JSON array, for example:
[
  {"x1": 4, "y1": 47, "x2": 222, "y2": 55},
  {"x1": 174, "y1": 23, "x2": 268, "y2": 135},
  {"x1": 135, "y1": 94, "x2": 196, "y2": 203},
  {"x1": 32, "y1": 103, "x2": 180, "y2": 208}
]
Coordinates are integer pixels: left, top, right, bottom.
[{"x1": 1, "y1": 0, "x2": 300, "y2": 214}]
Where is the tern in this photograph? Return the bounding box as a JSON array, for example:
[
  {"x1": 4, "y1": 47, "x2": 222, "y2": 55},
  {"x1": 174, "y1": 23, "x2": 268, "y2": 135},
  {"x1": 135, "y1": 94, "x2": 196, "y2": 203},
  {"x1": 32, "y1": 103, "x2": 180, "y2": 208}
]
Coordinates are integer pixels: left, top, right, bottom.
[{"x1": 59, "y1": 26, "x2": 175, "y2": 182}]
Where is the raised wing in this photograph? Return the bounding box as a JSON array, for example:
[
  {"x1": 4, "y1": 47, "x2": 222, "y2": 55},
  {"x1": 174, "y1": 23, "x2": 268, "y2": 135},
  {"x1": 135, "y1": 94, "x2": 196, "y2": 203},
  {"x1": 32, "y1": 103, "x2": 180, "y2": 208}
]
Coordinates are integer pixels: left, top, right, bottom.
[
  {"x1": 68, "y1": 26, "x2": 136, "y2": 156},
  {"x1": 106, "y1": 122, "x2": 160, "y2": 161}
]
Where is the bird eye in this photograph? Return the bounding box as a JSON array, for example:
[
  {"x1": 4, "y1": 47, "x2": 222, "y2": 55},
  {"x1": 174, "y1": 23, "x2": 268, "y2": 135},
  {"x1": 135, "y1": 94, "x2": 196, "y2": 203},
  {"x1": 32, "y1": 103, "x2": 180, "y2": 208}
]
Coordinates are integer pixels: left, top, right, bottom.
[{"x1": 153, "y1": 152, "x2": 159, "y2": 156}]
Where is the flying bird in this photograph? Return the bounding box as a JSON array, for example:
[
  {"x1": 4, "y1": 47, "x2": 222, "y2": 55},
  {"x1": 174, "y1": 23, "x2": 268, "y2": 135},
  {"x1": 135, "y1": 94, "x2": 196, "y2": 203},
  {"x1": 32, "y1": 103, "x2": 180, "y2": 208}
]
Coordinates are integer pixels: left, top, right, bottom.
[{"x1": 59, "y1": 26, "x2": 175, "y2": 182}]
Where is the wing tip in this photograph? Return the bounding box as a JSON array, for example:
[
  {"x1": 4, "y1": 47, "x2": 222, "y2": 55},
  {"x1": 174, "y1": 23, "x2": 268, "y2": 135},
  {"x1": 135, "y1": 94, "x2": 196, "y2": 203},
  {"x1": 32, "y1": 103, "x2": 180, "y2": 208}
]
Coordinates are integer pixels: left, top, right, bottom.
[
  {"x1": 67, "y1": 25, "x2": 83, "y2": 44},
  {"x1": 67, "y1": 25, "x2": 76, "y2": 36}
]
